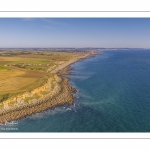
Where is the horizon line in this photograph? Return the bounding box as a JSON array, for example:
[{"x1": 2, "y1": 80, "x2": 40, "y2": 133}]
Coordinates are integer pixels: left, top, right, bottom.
[{"x1": 0, "y1": 47, "x2": 149, "y2": 49}]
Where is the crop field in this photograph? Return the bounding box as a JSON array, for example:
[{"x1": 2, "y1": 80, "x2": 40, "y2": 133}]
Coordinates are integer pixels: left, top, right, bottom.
[{"x1": 0, "y1": 49, "x2": 83, "y2": 103}]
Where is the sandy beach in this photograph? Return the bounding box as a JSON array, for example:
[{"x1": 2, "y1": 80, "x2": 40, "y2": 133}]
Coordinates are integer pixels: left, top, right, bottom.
[{"x1": 0, "y1": 51, "x2": 95, "y2": 124}]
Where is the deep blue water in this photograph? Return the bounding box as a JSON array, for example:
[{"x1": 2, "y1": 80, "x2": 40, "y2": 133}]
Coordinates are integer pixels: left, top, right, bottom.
[{"x1": 1, "y1": 49, "x2": 150, "y2": 132}]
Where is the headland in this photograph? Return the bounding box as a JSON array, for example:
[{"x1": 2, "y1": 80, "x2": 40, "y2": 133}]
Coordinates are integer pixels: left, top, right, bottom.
[{"x1": 0, "y1": 49, "x2": 95, "y2": 123}]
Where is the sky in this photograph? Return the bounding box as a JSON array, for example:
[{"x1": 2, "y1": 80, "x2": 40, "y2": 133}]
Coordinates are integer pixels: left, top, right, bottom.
[{"x1": 0, "y1": 18, "x2": 150, "y2": 48}]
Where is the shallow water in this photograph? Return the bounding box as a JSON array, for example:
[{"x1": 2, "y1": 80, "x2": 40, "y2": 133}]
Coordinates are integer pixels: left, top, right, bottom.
[{"x1": 1, "y1": 49, "x2": 150, "y2": 132}]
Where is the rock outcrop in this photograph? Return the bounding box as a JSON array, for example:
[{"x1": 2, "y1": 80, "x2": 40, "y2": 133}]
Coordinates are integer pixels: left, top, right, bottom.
[{"x1": 0, "y1": 75, "x2": 61, "y2": 113}]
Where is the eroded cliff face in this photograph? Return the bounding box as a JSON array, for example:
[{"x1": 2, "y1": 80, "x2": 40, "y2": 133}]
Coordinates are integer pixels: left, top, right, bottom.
[
  {"x1": 0, "y1": 76, "x2": 75, "y2": 124},
  {"x1": 0, "y1": 74, "x2": 62, "y2": 112}
]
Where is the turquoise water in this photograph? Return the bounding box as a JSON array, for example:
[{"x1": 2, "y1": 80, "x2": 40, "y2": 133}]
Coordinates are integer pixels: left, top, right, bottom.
[{"x1": 1, "y1": 49, "x2": 150, "y2": 132}]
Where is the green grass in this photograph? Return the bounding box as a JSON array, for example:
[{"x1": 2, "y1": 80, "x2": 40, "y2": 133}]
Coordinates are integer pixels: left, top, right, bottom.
[
  {"x1": 0, "y1": 66, "x2": 8, "y2": 70},
  {"x1": 6, "y1": 58, "x2": 51, "y2": 71},
  {"x1": 25, "y1": 65, "x2": 46, "y2": 71},
  {"x1": 0, "y1": 93, "x2": 9, "y2": 103},
  {"x1": 21, "y1": 77, "x2": 48, "y2": 93},
  {"x1": 8, "y1": 58, "x2": 50, "y2": 65},
  {"x1": 0, "y1": 77, "x2": 48, "y2": 101},
  {"x1": 24, "y1": 97, "x2": 34, "y2": 103}
]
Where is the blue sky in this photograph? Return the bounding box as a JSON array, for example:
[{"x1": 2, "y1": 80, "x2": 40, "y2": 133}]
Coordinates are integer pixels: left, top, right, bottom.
[{"x1": 0, "y1": 18, "x2": 150, "y2": 48}]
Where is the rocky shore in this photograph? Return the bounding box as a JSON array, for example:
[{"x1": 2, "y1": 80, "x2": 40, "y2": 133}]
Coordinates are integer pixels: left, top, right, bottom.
[
  {"x1": 0, "y1": 77, "x2": 75, "y2": 124},
  {"x1": 0, "y1": 51, "x2": 95, "y2": 124}
]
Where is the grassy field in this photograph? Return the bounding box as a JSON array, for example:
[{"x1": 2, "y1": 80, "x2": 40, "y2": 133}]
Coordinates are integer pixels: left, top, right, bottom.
[{"x1": 0, "y1": 50, "x2": 83, "y2": 103}]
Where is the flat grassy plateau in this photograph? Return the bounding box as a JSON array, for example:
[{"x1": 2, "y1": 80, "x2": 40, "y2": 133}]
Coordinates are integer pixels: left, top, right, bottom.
[{"x1": 0, "y1": 50, "x2": 82, "y2": 104}]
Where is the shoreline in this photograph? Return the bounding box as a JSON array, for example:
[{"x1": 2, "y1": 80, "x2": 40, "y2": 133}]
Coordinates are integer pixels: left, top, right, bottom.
[{"x1": 0, "y1": 52, "x2": 96, "y2": 124}]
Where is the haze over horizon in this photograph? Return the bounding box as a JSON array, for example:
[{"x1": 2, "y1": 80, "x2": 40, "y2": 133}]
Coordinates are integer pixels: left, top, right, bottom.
[{"x1": 1, "y1": 18, "x2": 150, "y2": 48}]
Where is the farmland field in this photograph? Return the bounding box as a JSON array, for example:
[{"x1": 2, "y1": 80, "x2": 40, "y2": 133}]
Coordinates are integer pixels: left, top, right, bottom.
[{"x1": 0, "y1": 49, "x2": 83, "y2": 103}]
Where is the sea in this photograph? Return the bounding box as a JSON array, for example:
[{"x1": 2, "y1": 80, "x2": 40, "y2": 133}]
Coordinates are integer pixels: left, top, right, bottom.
[{"x1": 1, "y1": 49, "x2": 150, "y2": 132}]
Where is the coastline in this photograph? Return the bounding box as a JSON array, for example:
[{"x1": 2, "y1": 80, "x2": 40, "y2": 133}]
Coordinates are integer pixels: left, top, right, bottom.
[{"x1": 0, "y1": 51, "x2": 96, "y2": 124}]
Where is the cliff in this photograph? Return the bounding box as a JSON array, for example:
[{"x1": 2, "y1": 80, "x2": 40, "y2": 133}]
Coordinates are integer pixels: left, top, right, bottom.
[{"x1": 0, "y1": 74, "x2": 61, "y2": 113}]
